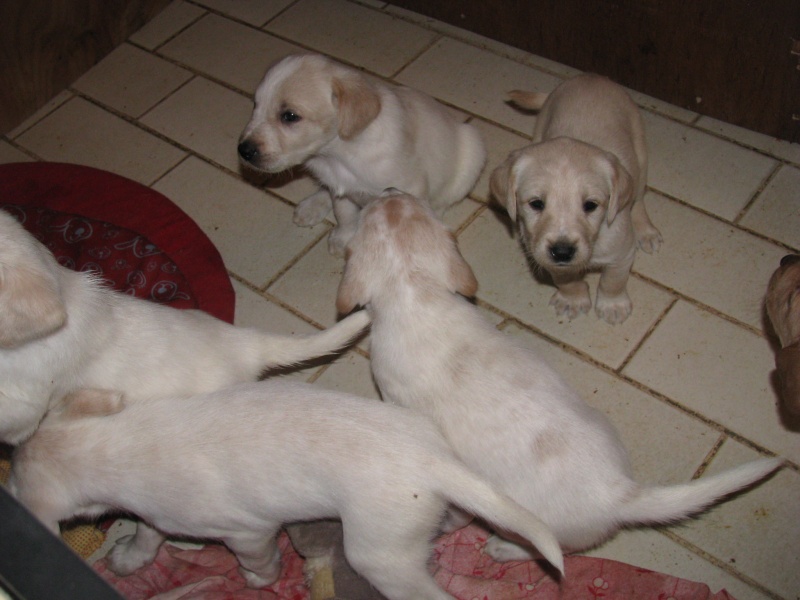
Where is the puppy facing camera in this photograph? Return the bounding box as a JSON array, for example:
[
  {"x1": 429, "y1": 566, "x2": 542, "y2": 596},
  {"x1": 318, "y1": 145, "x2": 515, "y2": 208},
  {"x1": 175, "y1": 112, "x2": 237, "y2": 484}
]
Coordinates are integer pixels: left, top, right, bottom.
[{"x1": 491, "y1": 73, "x2": 662, "y2": 325}]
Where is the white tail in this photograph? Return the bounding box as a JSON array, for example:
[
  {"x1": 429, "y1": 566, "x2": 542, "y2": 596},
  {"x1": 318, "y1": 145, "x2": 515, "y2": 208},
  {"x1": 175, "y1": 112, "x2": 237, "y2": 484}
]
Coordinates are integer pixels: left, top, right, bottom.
[{"x1": 619, "y1": 458, "x2": 782, "y2": 526}]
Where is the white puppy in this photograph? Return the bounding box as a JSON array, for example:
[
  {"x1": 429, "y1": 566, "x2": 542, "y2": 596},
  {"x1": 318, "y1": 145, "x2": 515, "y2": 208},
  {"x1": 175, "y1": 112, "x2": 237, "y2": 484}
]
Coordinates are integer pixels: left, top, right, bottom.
[
  {"x1": 337, "y1": 192, "x2": 781, "y2": 558},
  {"x1": 491, "y1": 73, "x2": 662, "y2": 324},
  {"x1": 238, "y1": 53, "x2": 486, "y2": 256},
  {"x1": 0, "y1": 208, "x2": 368, "y2": 446},
  {"x1": 9, "y1": 383, "x2": 563, "y2": 600}
]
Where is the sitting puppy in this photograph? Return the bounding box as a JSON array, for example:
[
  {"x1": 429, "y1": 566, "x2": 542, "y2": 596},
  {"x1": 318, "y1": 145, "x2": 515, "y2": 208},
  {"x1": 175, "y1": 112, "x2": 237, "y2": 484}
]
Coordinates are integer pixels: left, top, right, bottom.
[
  {"x1": 9, "y1": 384, "x2": 563, "y2": 600},
  {"x1": 765, "y1": 254, "x2": 800, "y2": 416},
  {"x1": 337, "y1": 192, "x2": 781, "y2": 558},
  {"x1": 490, "y1": 73, "x2": 662, "y2": 324},
  {"x1": 238, "y1": 53, "x2": 486, "y2": 256},
  {"x1": 0, "y1": 208, "x2": 368, "y2": 446}
]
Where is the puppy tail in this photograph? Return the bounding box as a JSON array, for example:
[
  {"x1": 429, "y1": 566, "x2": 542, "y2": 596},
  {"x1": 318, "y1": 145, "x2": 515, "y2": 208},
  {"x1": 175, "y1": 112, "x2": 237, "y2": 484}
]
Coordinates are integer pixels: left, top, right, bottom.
[
  {"x1": 507, "y1": 90, "x2": 549, "y2": 111},
  {"x1": 255, "y1": 310, "x2": 370, "y2": 368},
  {"x1": 437, "y1": 462, "x2": 564, "y2": 576},
  {"x1": 618, "y1": 457, "x2": 783, "y2": 526}
]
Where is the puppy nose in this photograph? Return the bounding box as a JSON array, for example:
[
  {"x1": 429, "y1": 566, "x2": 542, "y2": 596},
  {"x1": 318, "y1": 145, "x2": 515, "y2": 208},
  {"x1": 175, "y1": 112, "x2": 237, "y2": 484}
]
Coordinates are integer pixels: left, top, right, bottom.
[
  {"x1": 237, "y1": 139, "x2": 259, "y2": 163},
  {"x1": 780, "y1": 254, "x2": 800, "y2": 267},
  {"x1": 549, "y1": 242, "x2": 576, "y2": 264}
]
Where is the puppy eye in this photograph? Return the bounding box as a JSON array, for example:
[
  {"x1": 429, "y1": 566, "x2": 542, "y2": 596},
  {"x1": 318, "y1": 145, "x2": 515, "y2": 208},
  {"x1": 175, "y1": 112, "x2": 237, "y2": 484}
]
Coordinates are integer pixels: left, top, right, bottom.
[
  {"x1": 583, "y1": 200, "x2": 599, "y2": 213},
  {"x1": 280, "y1": 110, "x2": 301, "y2": 124},
  {"x1": 528, "y1": 198, "x2": 545, "y2": 211}
]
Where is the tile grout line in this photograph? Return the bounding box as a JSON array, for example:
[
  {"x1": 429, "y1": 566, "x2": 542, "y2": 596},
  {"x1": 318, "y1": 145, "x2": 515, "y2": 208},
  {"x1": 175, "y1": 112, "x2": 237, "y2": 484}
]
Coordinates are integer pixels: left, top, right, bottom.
[
  {"x1": 733, "y1": 161, "x2": 783, "y2": 226},
  {"x1": 615, "y1": 297, "x2": 678, "y2": 373}
]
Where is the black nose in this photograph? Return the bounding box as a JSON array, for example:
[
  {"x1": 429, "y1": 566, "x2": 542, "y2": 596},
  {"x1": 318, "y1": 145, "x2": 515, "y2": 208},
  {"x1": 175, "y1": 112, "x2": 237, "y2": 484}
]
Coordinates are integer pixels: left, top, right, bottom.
[
  {"x1": 237, "y1": 139, "x2": 259, "y2": 163},
  {"x1": 549, "y1": 242, "x2": 576, "y2": 264},
  {"x1": 780, "y1": 254, "x2": 800, "y2": 267}
]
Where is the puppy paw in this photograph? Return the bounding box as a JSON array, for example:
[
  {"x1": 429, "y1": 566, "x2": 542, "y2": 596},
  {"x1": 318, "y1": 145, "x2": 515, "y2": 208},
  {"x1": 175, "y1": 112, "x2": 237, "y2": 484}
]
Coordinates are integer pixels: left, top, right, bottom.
[
  {"x1": 549, "y1": 288, "x2": 592, "y2": 320},
  {"x1": 293, "y1": 190, "x2": 332, "y2": 227},
  {"x1": 636, "y1": 226, "x2": 663, "y2": 254},
  {"x1": 106, "y1": 535, "x2": 158, "y2": 575},
  {"x1": 239, "y1": 563, "x2": 281, "y2": 589},
  {"x1": 595, "y1": 291, "x2": 632, "y2": 325},
  {"x1": 327, "y1": 226, "x2": 356, "y2": 257},
  {"x1": 484, "y1": 534, "x2": 537, "y2": 562}
]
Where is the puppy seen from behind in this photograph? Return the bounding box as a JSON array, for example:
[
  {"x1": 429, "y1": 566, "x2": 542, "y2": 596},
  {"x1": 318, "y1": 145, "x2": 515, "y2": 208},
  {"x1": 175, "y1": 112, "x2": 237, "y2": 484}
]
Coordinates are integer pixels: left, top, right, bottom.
[{"x1": 491, "y1": 73, "x2": 662, "y2": 324}]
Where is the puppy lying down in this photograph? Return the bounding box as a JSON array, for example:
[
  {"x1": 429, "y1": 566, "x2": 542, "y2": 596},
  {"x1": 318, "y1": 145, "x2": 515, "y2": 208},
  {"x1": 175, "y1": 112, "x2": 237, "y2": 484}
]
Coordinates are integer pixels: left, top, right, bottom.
[
  {"x1": 0, "y1": 208, "x2": 369, "y2": 446},
  {"x1": 337, "y1": 192, "x2": 782, "y2": 558},
  {"x1": 10, "y1": 383, "x2": 563, "y2": 600}
]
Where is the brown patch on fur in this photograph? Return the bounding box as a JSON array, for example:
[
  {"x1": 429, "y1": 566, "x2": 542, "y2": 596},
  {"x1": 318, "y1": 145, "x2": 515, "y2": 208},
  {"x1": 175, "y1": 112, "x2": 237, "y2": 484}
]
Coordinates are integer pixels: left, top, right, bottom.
[
  {"x1": 333, "y1": 75, "x2": 381, "y2": 140},
  {"x1": 59, "y1": 389, "x2": 125, "y2": 420}
]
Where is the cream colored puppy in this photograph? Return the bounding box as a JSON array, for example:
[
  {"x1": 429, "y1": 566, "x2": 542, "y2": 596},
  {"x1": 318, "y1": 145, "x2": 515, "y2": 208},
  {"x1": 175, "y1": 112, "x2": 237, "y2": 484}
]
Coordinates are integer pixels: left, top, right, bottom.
[
  {"x1": 10, "y1": 383, "x2": 563, "y2": 600},
  {"x1": 0, "y1": 208, "x2": 368, "y2": 446},
  {"x1": 491, "y1": 73, "x2": 662, "y2": 324},
  {"x1": 238, "y1": 53, "x2": 486, "y2": 256},
  {"x1": 337, "y1": 192, "x2": 781, "y2": 558},
  {"x1": 765, "y1": 254, "x2": 800, "y2": 416}
]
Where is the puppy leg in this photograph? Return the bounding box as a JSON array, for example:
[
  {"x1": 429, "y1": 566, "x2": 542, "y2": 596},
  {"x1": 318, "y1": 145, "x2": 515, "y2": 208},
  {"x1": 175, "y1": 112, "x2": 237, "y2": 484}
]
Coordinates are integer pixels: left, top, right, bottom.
[
  {"x1": 595, "y1": 257, "x2": 634, "y2": 325},
  {"x1": 439, "y1": 506, "x2": 473, "y2": 533},
  {"x1": 294, "y1": 188, "x2": 334, "y2": 227},
  {"x1": 549, "y1": 271, "x2": 592, "y2": 320},
  {"x1": 484, "y1": 533, "x2": 540, "y2": 562},
  {"x1": 631, "y1": 200, "x2": 662, "y2": 254},
  {"x1": 225, "y1": 527, "x2": 282, "y2": 588},
  {"x1": 106, "y1": 522, "x2": 165, "y2": 575},
  {"x1": 328, "y1": 197, "x2": 361, "y2": 257}
]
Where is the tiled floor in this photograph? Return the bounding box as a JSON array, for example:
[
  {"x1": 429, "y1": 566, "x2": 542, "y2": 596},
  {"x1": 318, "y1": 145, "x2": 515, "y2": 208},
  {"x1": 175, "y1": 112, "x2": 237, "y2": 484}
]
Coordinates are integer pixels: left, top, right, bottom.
[{"x1": 3, "y1": 1, "x2": 799, "y2": 599}]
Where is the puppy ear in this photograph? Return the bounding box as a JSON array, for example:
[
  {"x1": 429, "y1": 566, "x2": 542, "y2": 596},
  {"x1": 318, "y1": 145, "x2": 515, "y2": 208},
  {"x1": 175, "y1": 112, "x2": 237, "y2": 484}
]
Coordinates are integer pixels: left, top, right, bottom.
[
  {"x1": 776, "y1": 344, "x2": 800, "y2": 416},
  {"x1": 0, "y1": 263, "x2": 67, "y2": 348},
  {"x1": 59, "y1": 389, "x2": 126, "y2": 420},
  {"x1": 446, "y1": 233, "x2": 478, "y2": 298},
  {"x1": 336, "y1": 248, "x2": 369, "y2": 315},
  {"x1": 332, "y1": 75, "x2": 381, "y2": 140},
  {"x1": 490, "y1": 158, "x2": 518, "y2": 223},
  {"x1": 605, "y1": 157, "x2": 634, "y2": 225}
]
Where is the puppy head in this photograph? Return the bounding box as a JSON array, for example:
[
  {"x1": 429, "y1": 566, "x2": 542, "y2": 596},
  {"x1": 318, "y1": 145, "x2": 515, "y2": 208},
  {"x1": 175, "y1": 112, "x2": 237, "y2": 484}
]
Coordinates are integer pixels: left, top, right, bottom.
[
  {"x1": 336, "y1": 192, "x2": 477, "y2": 314},
  {"x1": 766, "y1": 255, "x2": 800, "y2": 416},
  {"x1": 0, "y1": 210, "x2": 67, "y2": 348},
  {"x1": 490, "y1": 138, "x2": 633, "y2": 273},
  {"x1": 238, "y1": 54, "x2": 381, "y2": 173}
]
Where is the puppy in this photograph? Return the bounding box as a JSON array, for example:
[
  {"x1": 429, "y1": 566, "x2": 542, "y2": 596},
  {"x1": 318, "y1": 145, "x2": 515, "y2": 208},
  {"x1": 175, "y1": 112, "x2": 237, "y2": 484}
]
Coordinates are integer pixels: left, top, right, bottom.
[
  {"x1": 9, "y1": 383, "x2": 563, "y2": 600},
  {"x1": 491, "y1": 73, "x2": 662, "y2": 324},
  {"x1": 0, "y1": 208, "x2": 369, "y2": 446},
  {"x1": 238, "y1": 53, "x2": 486, "y2": 256},
  {"x1": 765, "y1": 254, "x2": 800, "y2": 416},
  {"x1": 337, "y1": 192, "x2": 781, "y2": 558}
]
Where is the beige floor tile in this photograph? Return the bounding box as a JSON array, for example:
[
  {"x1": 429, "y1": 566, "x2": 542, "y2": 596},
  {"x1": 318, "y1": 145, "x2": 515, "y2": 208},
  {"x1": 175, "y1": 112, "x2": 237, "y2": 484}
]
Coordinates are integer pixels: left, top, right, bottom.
[
  {"x1": 129, "y1": 1, "x2": 206, "y2": 49},
  {"x1": 643, "y1": 112, "x2": 777, "y2": 221},
  {"x1": 585, "y1": 529, "x2": 772, "y2": 600},
  {"x1": 152, "y1": 156, "x2": 327, "y2": 287},
  {"x1": 739, "y1": 164, "x2": 800, "y2": 251},
  {"x1": 395, "y1": 38, "x2": 563, "y2": 134},
  {"x1": 192, "y1": 0, "x2": 294, "y2": 26},
  {"x1": 140, "y1": 77, "x2": 251, "y2": 172},
  {"x1": 457, "y1": 207, "x2": 674, "y2": 368},
  {"x1": 673, "y1": 440, "x2": 799, "y2": 599},
  {"x1": 634, "y1": 192, "x2": 787, "y2": 329},
  {"x1": 696, "y1": 116, "x2": 800, "y2": 165},
  {"x1": 160, "y1": 14, "x2": 302, "y2": 94},
  {"x1": 266, "y1": 0, "x2": 437, "y2": 76},
  {"x1": 7, "y1": 90, "x2": 73, "y2": 139},
  {"x1": 267, "y1": 236, "x2": 346, "y2": 328},
  {"x1": 312, "y1": 351, "x2": 381, "y2": 400},
  {"x1": 72, "y1": 43, "x2": 192, "y2": 118},
  {"x1": 14, "y1": 97, "x2": 185, "y2": 185},
  {"x1": 629, "y1": 90, "x2": 698, "y2": 123},
  {"x1": 0, "y1": 142, "x2": 32, "y2": 164},
  {"x1": 623, "y1": 301, "x2": 799, "y2": 463},
  {"x1": 468, "y1": 118, "x2": 530, "y2": 203},
  {"x1": 502, "y1": 323, "x2": 719, "y2": 485}
]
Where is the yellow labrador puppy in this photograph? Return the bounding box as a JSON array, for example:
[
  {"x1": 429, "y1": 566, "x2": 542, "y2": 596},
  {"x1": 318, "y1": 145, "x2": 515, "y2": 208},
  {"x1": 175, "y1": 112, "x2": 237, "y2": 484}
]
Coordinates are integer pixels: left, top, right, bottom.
[
  {"x1": 238, "y1": 53, "x2": 486, "y2": 256},
  {"x1": 765, "y1": 254, "x2": 800, "y2": 416},
  {"x1": 338, "y1": 192, "x2": 781, "y2": 559},
  {"x1": 0, "y1": 208, "x2": 368, "y2": 446},
  {"x1": 10, "y1": 383, "x2": 563, "y2": 600},
  {"x1": 491, "y1": 74, "x2": 661, "y2": 324}
]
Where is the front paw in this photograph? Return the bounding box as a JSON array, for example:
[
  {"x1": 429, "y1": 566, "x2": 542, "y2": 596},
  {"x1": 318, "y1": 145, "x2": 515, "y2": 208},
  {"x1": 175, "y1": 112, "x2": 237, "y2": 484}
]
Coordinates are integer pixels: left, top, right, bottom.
[
  {"x1": 636, "y1": 226, "x2": 663, "y2": 254},
  {"x1": 595, "y1": 290, "x2": 632, "y2": 324},
  {"x1": 327, "y1": 226, "x2": 357, "y2": 257},
  {"x1": 549, "y1": 285, "x2": 591, "y2": 320},
  {"x1": 484, "y1": 534, "x2": 537, "y2": 562},
  {"x1": 293, "y1": 190, "x2": 332, "y2": 227},
  {"x1": 106, "y1": 535, "x2": 157, "y2": 575},
  {"x1": 239, "y1": 562, "x2": 281, "y2": 588}
]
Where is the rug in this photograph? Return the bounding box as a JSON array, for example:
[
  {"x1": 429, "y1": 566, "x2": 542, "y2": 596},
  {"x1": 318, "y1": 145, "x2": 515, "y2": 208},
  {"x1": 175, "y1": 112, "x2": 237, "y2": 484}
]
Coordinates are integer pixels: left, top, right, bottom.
[{"x1": 0, "y1": 161, "x2": 235, "y2": 558}]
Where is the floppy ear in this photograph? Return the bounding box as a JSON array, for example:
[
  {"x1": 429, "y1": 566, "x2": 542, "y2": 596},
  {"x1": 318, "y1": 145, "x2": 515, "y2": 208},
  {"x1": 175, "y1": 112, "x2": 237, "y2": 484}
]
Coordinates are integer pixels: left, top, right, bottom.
[
  {"x1": 605, "y1": 156, "x2": 634, "y2": 225},
  {"x1": 776, "y1": 343, "x2": 800, "y2": 416},
  {"x1": 446, "y1": 233, "x2": 478, "y2": 298},
  {"x1": 490, "y1": 158, "x2": 519, "y2": 222},
  {"x1": 336, "y1": 248, "x2": 369, "y2": 315},
  {"x1": 332, "y1": 75, "x2": 381, "y2": 140},
  {"x1": 0, "y1": 263, "x2": 67, "y2": 348}
]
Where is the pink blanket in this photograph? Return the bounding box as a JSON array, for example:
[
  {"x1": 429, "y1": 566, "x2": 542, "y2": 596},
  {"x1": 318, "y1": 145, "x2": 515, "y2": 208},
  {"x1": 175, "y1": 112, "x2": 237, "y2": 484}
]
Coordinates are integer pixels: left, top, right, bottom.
[{"x1": 95, "y1": 525, "x2": 735, "y2": 600}]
